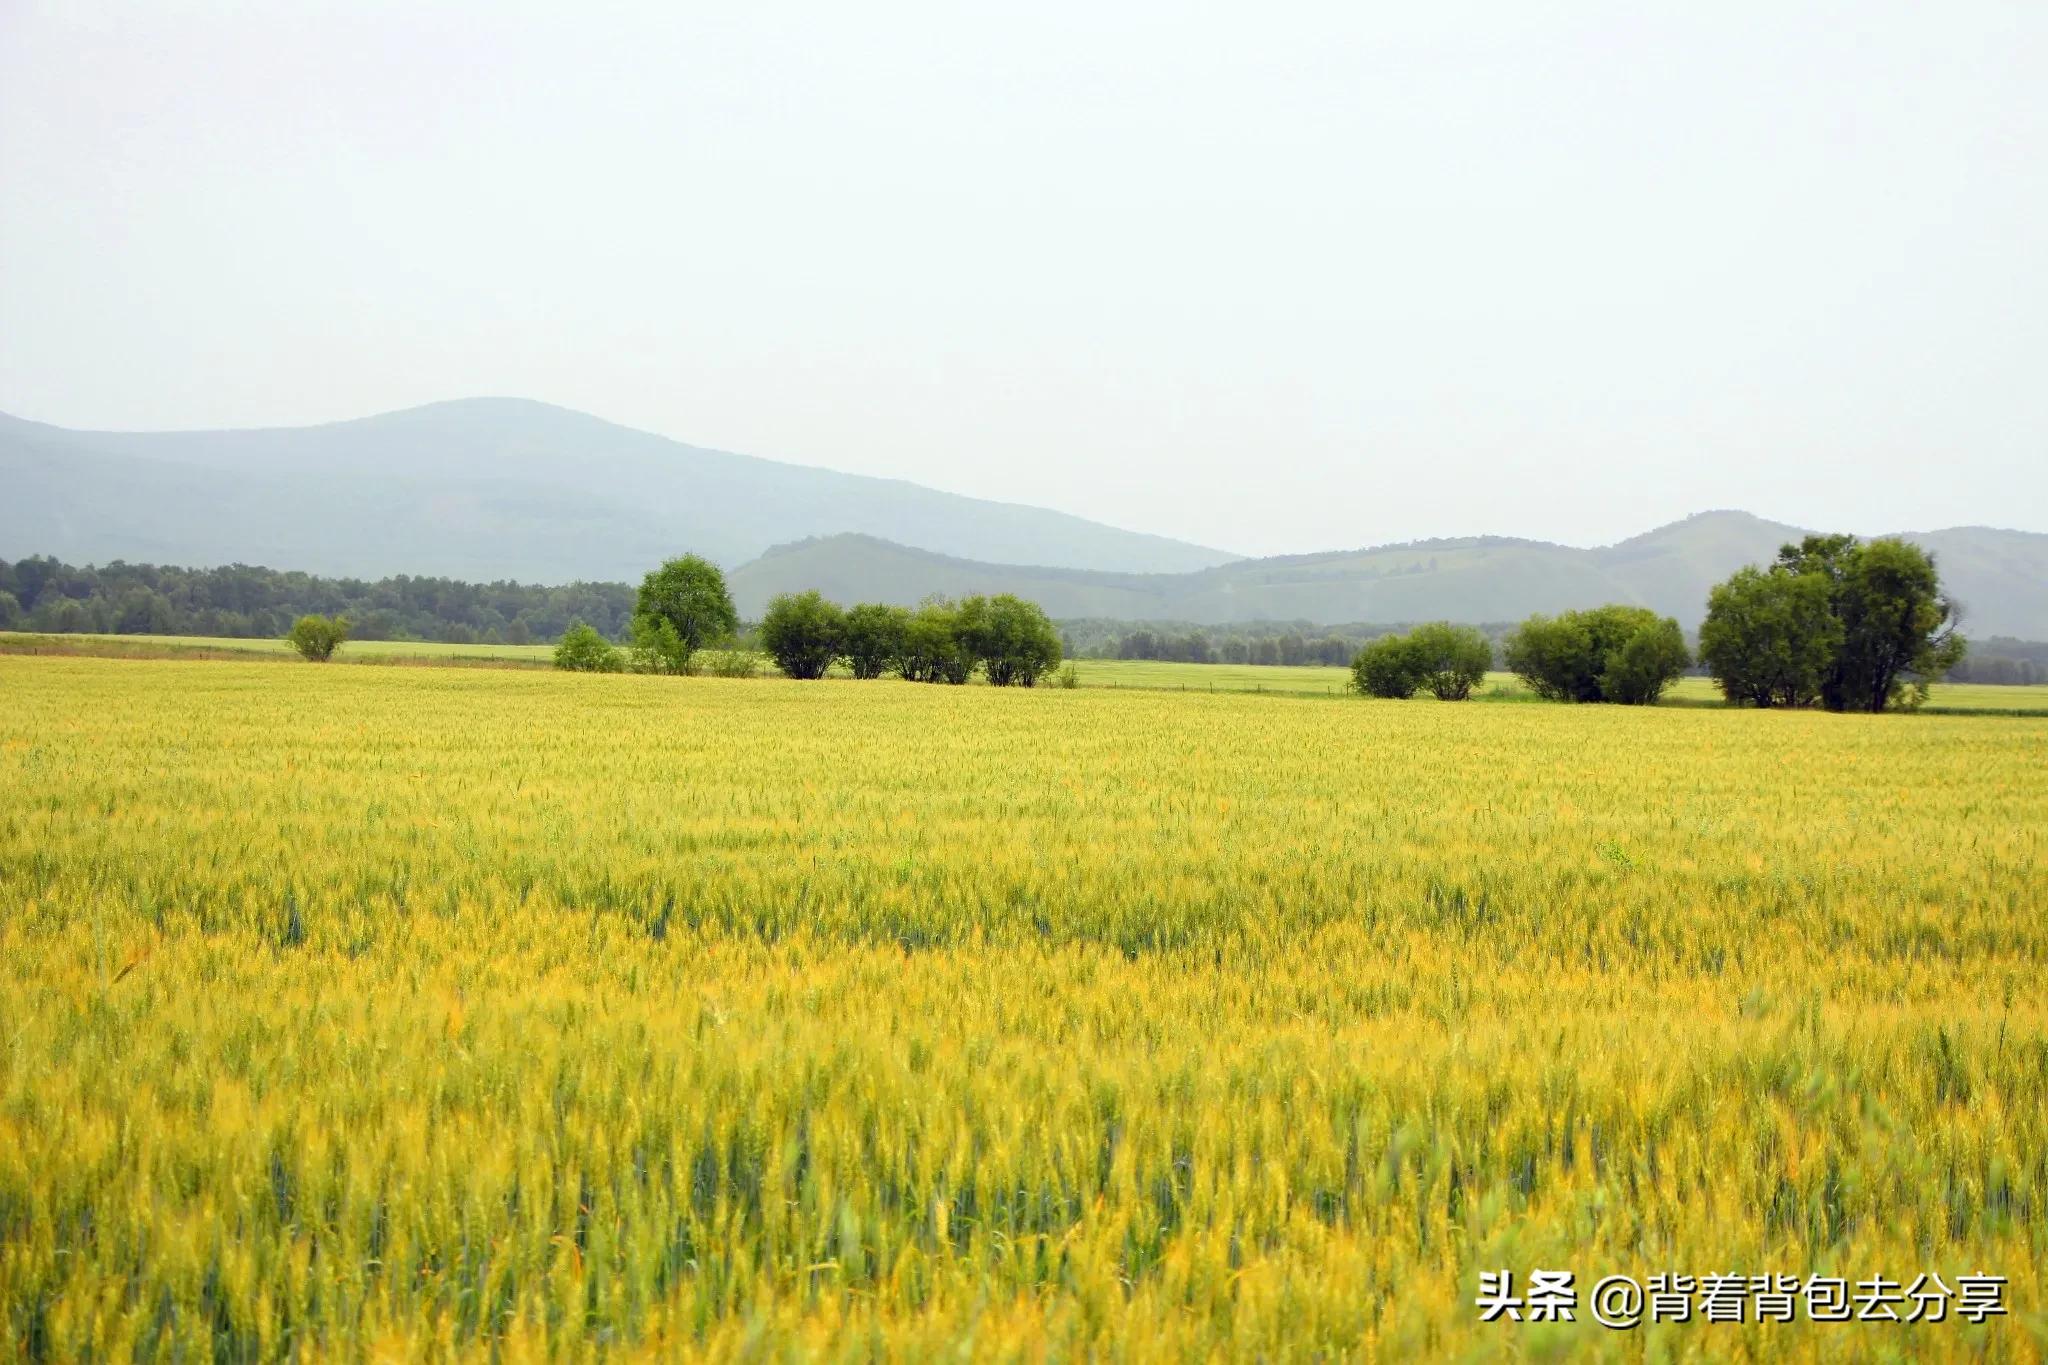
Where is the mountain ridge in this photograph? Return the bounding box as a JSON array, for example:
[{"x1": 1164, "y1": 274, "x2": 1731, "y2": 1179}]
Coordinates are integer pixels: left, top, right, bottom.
[
  {"x1": 6, "y1": 401, "x2": 2042, "y2": 636},
  {"x1": 0, "y1": 399, "x2": 1238, "y2": 580},
  {"x1": 728, "y1": 511, "x2": 2048, "y2": 638}
]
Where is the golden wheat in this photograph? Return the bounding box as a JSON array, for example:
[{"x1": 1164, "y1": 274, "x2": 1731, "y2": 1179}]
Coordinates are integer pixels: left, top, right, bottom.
[{"x1": 0, "y1": 656, "x2": 2042, "y2": 1360}]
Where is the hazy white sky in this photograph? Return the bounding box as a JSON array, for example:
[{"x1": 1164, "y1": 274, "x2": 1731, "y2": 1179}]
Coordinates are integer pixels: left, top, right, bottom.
[{"x1": 2, "y1": 1, "x2": 2043, "y2": 557}]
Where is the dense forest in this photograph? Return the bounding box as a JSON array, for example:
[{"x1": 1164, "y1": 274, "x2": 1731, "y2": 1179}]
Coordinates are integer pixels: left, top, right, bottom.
[
  {"x1": 0, "y1": 555, "x2": 635, "y2": 644},
  {"x1": 1945, "y1": 637, "x2": 2048, "y2": 686}
]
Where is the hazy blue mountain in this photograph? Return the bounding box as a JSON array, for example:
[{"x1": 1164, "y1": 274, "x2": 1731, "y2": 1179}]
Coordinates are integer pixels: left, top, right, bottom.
[
  {"x1": 0, "y1": 400, "x2": 1237, "y2": 581},
  {"x1": 8, "y1": 401, "x2": 2041, "y2": 636},
  {"x1": 729, "y1": 512, "x2": 2048, "y2": 638}
]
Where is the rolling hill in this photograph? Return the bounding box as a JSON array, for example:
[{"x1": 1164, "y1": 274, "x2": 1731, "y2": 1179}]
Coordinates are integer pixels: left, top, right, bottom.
[
  {"x1": 728, "y1": 512, "x2": 2048, "y2": 638},
  {"x1": 6, "y1": 398, "x2": 2041, "y2": 636},
  {"x1": 0, "y1": 400, "x2": 1236, "y2": 581}
]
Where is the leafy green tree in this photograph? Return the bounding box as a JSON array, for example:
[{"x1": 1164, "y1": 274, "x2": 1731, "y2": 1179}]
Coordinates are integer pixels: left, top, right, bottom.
[
  {"x1": 0, "y1": 590, "x2": 22, "y2": 632},
  {"x1": 1504, "y1": 605, "x2": 1686, "y2": 704},
  {"x1": 1349, "y1": 635, "x2": 1422, "y2": 698},
  {"x1": 1405, "y1": 622, "x2": 1492, "y2": 700},
  {"x1": 553, "y1": 621, "x2": 623, "y2": 673},
  {"x1": 628, "y1": 614, "x2": 693, "y2": 674},
  {"x1": 1502, "y1": 613, "x2": 1597, "y2": 702},
  {"x1": 841, "y1": 603, "x2": 909, "y2": 680},
  {"x1": 285, "y1": 614, "x2": 349, "y2": 662},
  {"x1": 1698, "y1": 566, "x2": 1840, "y2": 707},
  {"x1": 758, "y1": 590, "x2": 845, "y2": 680},
  {"x1": 959, "y1": 593, "x2": 1062, "y2": 686},
  {"x1": 1775, "y1": 535, "x2": 1965, "y2": 711},
  {"x1": 895, "y1": 598, "x2": 973, "y2": 684},
  {"x1": 629, "y1": 555, "x2": 736, "y2": 675},
  {"x1": 1599, "y1": 616, "x2": 1690, "y2": 705},
  {"x1": 39, "y1": 598, "x2": 89, "y2": 633}
]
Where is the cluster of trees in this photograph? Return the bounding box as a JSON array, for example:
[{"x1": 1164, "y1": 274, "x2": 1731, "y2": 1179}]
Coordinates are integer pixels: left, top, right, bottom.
[
  {"x1": 7, "y1": 535, "x2": 2001, "y2": 712},
  {"x1": 1061, "y1": 618, "x2": 1530, "y2": 668},
  {"x1": 618, "y1": 555, "x2": 743, "y2": 674},
  {"x1": 1344, "y1": 536, "x2": 1970, "y2": 712},
  {"x1": 0, "y1": 554, "x2": 634, "y2": 643},
  {"x1": 1344, "y1": 606, "x2": 1695, "y2": 706},
  {"x1": 759, "y1": 590, "x2": 1064, "y2": 686},
  {"x1": 550, "y1": 556, "x2": 761, "y2": 676},
  {"x1": 553, "y1": 556, "x2": 1065, "y2": 687},
  {"x1": 1946, "y1": 638, "x2": 2048, "y2": 686},
  {"x1": 1699, "y1": 535, "x2": 1964, "y2": 711},
  {"x1": 1501, "y1": 605, "x2": 1693, "y2": 705},
  {"x1": 1102, "y1": 627, "x2": 1360, "y2": 667},
  {"x1": 1350, "y1": 623, "x2": 1495, "y2": 699}
]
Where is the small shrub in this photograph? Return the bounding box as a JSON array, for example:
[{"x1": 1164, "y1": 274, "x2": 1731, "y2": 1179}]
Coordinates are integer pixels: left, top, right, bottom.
[
  {"x1": 699, "y1": 647, "x2": 761, "y2": 679},
  {"x1": 553, "y1": 623, "x2": 623, "y2": 673},
  {"x1": 285, "y1": 614, "x2": 349, "y2": 662},
  {"x1": 628, "y1": 614, "x2": 694, "y2": 674}
]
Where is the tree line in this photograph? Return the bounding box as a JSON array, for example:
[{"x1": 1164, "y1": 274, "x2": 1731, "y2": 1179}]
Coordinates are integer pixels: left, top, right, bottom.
[
  {"x1": 1944, "y1": 638, "x2": 2048, "y2": 687},
  {"x1": 0, "y1": 554, "x2": 1478, "y2": 671},
  {"x1": 0, "y1": 554, "x2": 633, "y2": 643},
  {"x1": 6, "y1": 535, "x2": 1999, "y2": 709},
  {"x1": 1348, "y1": 534, "x2": 1968, "y2": 712},
  {"x1": 552, "y1": 555, "x2": 1066, "y2": 687},
  {"x1": 1055, "y1": 618, "x2": 1522, "y2": 667},
  {"x1": 1092, "y1": 627, "x2": 1359, "y2": 667}
]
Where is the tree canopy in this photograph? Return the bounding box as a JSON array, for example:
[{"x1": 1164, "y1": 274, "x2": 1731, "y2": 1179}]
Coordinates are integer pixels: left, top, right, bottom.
[
  {"x1": 630, "y1": 555, "x2": 737, "y2": 674},
  {"x1": 1704, "y1": 536, "x2": 1965, "y2": 711},
  {"x1": 1698, "y1": 564, "x2": 1840, "y2": 708},
  {"x1": 1348, "y1": 623, "x2": 1493, "y2": 700},
  {"x1": 1503, "y1": 606, "x2": 1689, "y2": 705},
  {"x1": 840, "y1": 603, "x2": 909, "y2": 680},
  {"x1": 553, "y1": 621, "x2": 624, "y2": 673},
  {"x1": 959, "y1": 594, "x2": 1063, "y2": 687},
  {"x1": 1349, "y1": 635, "x2": 1423, "y2": 698},
  {"x1": 895, "y1": 599, "x2": 975, "y2": 685},
  {"x1": 285, "y1": 614, "x2": 349, "y2": 662},
  {"x1": 758, "y1": 591, "x2": 845, "y2": 680},
  {"x1": 1405, "y1": 623, "x2": 1493, "y2": 700}
]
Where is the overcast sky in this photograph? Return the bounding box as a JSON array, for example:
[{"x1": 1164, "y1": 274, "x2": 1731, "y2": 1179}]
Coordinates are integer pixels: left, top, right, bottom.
[{"x1": 2, "y1": 2, "x2": 2043, "y2": 557}]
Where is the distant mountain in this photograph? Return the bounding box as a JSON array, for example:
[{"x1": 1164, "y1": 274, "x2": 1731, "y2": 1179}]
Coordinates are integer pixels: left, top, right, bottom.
[
  {"x1": 729, "y1": 512, "x2": 2048, "y2": 638},
  {"x1": 8, "y1": 401, "x2": 2041, "y2": 636},
  {"x1": 0, "y1": 400, "x2": 1237, "y2": 581}
]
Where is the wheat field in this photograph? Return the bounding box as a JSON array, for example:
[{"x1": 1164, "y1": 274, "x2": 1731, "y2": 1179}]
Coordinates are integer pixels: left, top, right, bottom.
[
  {"x1": 8, "y1": 633, "x2": 2047, "y2": 715},
  {"x1": 1, "y1": 656, "x2": 2043, "y2": 1360}
]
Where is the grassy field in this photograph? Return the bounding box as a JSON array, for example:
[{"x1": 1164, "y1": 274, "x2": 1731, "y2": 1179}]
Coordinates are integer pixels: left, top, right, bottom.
[
  {"x1": 6, "y1": 631, "x2": 2045, "y2": 713},
  {"x1": 2, "y1": 654, "x2": 2043, "y2": 1360}
]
